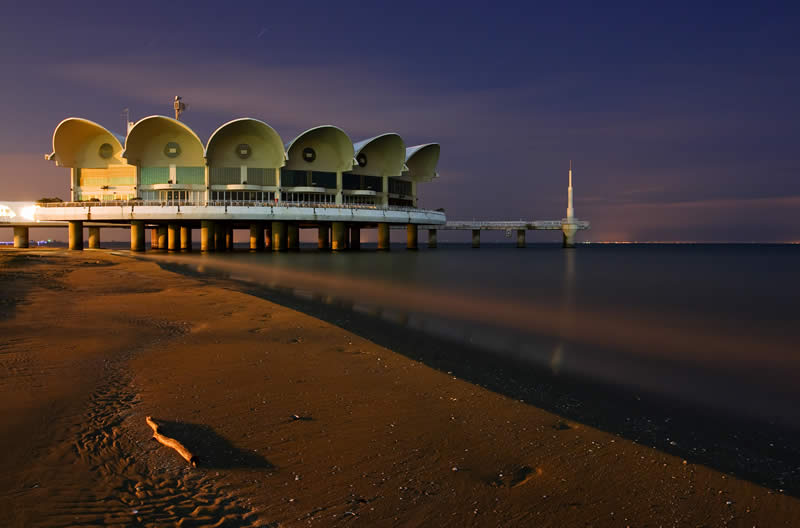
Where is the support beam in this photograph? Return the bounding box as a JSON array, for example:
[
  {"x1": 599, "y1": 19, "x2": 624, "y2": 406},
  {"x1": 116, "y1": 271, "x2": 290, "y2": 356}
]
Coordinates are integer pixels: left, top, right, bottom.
[
  {"x1": 377, "y1": 222, "x2": 390, "y2": 251},
  {"x1": 472, "y1": 229, "x2": 480, "y2": 248},
  {"x1": 428, "y1": 229, "x2": 438, "y2": 249},
  {"x1": 407, "y1": 224, "x2": 418, "y2": 250},
  {"x1": 562, "y1": 223, "x2": 577, "y2": 248},
  {"x1": 157, "y1": 226, "x2": 168, "y2": 250},
  {"x1": 225, "y1": 224, "x2": 234, "y2": 251},
  {"x1": 332, "y1": 221, "x2": 346, "y2": 251},
  {"x1": 150, "y1": 228, "x2": 158, "y2": 249},
  {"x1": 287, "y1": 223, "x2": 299, "y2": 250},
  {"x1": 131, "y1": 221, "x2": 145, "y2": 252},
  {"x1": 250, "y1": 222, "x2": 264, "y2": 251},
  {"x1": 201, "y1": 221, "x2": 214, "y2": 252},
  {"x1": 68, "y1": 221, "x2": 83, "y2": 251},
  {"x1": 168, "y1": 224, "x2": 179, "y2": 252},
  {"x1": 272, "y1": 221, "x2": 287, "y2": 251},
  {"x1": 517, "y1": 229, "x2": 526, "y2": 248},
  {"x1": 317, "y1": 223, "x2": 329, "y2": 250},
  {"x1": 214, "y1": 222, "x2": 225, "y2": 252},
  {"x1": 180, "y1": 225, "x2": 192, "y2": 251},
  {"x1": 88, "y1": 227, "x2": 101, "y2": 249},
  {"x1": 264, "y1": 224, "x2": 272, "y2": 250},
  {"x1": 13, "y1": 226, "x2": 29, "y2": 248},
  {"x1": 350, "y1": 225, "x2": 361, "y2": 250}
]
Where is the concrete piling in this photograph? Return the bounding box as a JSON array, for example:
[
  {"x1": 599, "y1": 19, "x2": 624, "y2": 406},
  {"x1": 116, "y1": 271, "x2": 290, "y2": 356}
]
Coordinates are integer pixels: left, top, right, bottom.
[
  {"x1": 131, "y1": 221, "x2": 145, "y2": 252},
  {"x1": 517, "y1": 229, "x2": 526, "y2": 248},
  {"x1": 287, "y1": 223, "x2": 299, "y2": 250},
  {"x1": 332, "y1": 221, "x2": 346, "y2": 251},
  {"x1": 472, "y1": 229, "x2": 480, "y2": 248},
  {"x1": 272, "y1": 221, "x2": 287, "y2": 251},
  {"x1": 377, "y1": 223, "x2": 390, "y2": 251},
  {"x1": 407, "y1": 224, "x2": 418, "y2": 250},
  {"x1": 428, "y1": 229, "x2": 437, "y2": 249},
  {"x1": 201, "y1": 221, "x2": 214, "y2": 252},
  {"x1": 13, "y1": 226, "x2": 29, "y2": 248},
  {"x1": 68, "y1": 221, "x2": 83, "y2": 250},
  {"x1": 157, "y1": 226, "x2": 168, "y2": 250},
  {"x1": 250, "y1": 223, "x2": 264, "y2": 251},
  {"x1": 150, "y1": 228, "x2": 158, "y2": 249},
  {"x1": 214, "y1": 222, "x2": 225, "y2": 252},
  {"x1": 88, "y1": 227, "x2": 101, "y2": 249},
  {"x1": 167, "y1": 224, "x2": 178, "y2": 251},
  {"x1": 350, "y1": 226, "x2": 360, "y2": 250},
  {"x1": 264, "y1": 224, "x2": 272, "y2": 250},
  {"x1": 225, "y1": 224, "x2": 234, "y2": 251},
  {"x1": 180, "y1": 225, "x2": 192, "y2": 251},
  {"x1": 318, "y1": 223, "x2": 329, "y2": 250}
]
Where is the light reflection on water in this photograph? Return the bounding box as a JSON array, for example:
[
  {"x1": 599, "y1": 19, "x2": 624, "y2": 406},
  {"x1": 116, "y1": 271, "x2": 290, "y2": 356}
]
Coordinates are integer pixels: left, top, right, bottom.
[{"x1": 147, "y1": 243, "x2": 800, "y2": 427}]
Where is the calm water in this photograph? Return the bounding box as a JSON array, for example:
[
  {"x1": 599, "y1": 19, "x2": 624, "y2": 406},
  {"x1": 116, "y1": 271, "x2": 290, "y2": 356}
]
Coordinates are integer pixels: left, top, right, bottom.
[{"x1": 164, "y1": 243, "x2": 800, "y2": 426}]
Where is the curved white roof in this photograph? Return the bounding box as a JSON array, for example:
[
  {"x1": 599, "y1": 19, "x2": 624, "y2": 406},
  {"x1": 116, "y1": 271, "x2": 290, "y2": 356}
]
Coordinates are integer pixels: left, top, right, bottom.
[
  {"x1": 351, "y1": 133, "x2": 406, "y2": 177},
  {"x1": 284, "y1": 125, "x2": 354, "y2": 172},
  {"x1": 404, "y1": 143, "x2": 440, "y2": 182},
  {"x1": 123, "y1": 115, "x2": 205, "y2": 165},
  {"x1": 48, "y1": 117, "x2": 126, "y2": 168},
  {"x1": 205, "y1": 117, "x2": 286, "y2": 167}
]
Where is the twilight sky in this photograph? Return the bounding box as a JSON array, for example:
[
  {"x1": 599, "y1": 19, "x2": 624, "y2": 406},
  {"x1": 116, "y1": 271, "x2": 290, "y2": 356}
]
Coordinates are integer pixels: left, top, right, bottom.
[{"x1": 1, "y1": 1, "x2": 799, "y2": 242}]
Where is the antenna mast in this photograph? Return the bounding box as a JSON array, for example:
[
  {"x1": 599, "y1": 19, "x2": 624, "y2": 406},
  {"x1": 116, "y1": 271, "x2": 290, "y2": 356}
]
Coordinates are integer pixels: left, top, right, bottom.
[
  {"x1": 173, "y1": 96, "x2": 186, "y2": 120},
  {"x1": 566, "y1": 160, "x2": 574, "y2": 220}
]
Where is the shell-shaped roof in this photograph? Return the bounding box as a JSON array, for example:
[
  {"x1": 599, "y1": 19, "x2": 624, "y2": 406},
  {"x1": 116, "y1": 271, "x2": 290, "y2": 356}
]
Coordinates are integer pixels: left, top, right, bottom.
[
  {"x1": 48, "y1": 117, "x2": 127, "y2": 168},
  {"x1": 284, "y1": 125, "x2": 354, "y2": 172},
  {"x1": 123, "y1": 115, "x2": 205, "y2": 166},
  {"x1": 205, "y1": 117, "x2": 286, "y2": 168},
  {"x1": 350, "y1": 133, "x2": 406, "y2": 177},
  {"x1": 404, "y1": 143, "x2": 440, "y2": 182}
]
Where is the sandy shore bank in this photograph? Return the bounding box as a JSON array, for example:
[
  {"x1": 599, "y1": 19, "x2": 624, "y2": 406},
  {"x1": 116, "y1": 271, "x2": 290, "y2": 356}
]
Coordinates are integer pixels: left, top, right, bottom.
[{"x1": 1, "y1": 248, "x2": 798, "y2": 527}]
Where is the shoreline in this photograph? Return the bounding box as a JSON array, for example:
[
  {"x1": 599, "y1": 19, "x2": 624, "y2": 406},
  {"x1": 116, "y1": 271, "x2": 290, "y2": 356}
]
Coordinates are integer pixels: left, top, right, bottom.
[{"x1": 1, "y1": 248, "x2": 798, "y2": 526}]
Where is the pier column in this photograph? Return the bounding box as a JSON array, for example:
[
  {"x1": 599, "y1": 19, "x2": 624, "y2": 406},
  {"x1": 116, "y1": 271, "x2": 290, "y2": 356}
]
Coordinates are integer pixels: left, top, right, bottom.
[
  {"x1": 225, "y1": 224, "x2": 234, "y2": 251},
  {"x1": 68, "y1": 221, "x2": 83, "y2": 250},
  {"x1": 318, "y1": 223, "x2": 329, "y2": 250},
  {"x1": 201, "y1": 221, "x2": 214, "y2": 252},
  {"x1": 407, "y1": 224, "x2": 418, "y2": 250},
  {"x1": 287, "y1": 223, "x2": 300, "y2": 250},
  {"x1": 264, "y1": 224, "x2": 272, "y2": 250},
  {"x1": 350, "y1": 225, "x2": 361, "y2": 250},
  {"x1": 272, "y1": 221, "x2": 287, "y2": 251},
  {"x1": 13, "y1": 226, "x2": 29, "y2": 248},
  {"x1": 428, "y1": 229, "x2": 438, "y2": 249},
  {"x1": 250, "y1": 223, "x2": 265, "y2": 251},
  {"x1": 130, "y1": 221, "x2": 145, "y2": 252},
  {"x1": 150, "y1": 228, "x2": 158, "y2": 249},
  {"x1": 377, "y1": 222, "x2": 390, "y2": 251},
  {"x1": 167, "y1": 224, "x2": 179, "y2": 252},
  {"x1": 214, "y1": 222, "x2": 225, "y2": 252},
  {"x1": 472, "y1": 229, "x2": 480, "y2": 248},
  {"x1": 517, "y1": 229, "x2": 526, "y2": 248},
  {"x1": 180, "y1": 225, "x2": 192, "y2": 251},
  {"x1": 157, "y1": 226, "x2": 168, "y2": 250},
  {"x1": 332, "y1": 221, "x2": 346, "y2": 251},
  {"x1": 562, "y1": 222, "x2": 577, "y2": 248},
  {"x1": 88, "y1": 227, "x2": 101, "y2": 249}
]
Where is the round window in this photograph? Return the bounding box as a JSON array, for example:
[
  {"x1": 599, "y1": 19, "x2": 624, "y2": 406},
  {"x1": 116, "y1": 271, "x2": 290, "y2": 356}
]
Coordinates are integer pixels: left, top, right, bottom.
[
  {"x1": 356, "y1": 153, "x2": 367, "y2": 168},
  {"x1": 164, "y1": 142, "x2": 181, "y2": 158},
  {"x1": 236, "y1": 143, "x2": 251, "y2": 159},
  {"x1": 302, "y1": 147, "x2": 316, "y2": 163},
  {"x1": 98, "y1": 143, "x2": 114, "y2": 159}
]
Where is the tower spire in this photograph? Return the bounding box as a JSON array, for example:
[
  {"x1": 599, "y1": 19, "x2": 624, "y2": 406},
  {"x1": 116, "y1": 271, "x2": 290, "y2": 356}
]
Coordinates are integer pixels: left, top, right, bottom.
[{"x1": 566, "y1": 160, "x2": 574, "y2": 220}]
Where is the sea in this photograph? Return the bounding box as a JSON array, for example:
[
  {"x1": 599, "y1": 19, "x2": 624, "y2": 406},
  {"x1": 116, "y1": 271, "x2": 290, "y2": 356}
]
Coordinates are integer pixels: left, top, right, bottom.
[{"x1": 154, "y1": 242, "x2": 800, "y2": 428}]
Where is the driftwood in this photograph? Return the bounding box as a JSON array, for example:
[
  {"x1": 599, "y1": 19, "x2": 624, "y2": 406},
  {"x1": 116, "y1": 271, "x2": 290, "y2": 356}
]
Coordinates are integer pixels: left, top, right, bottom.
[{"x1": 146, "y1": 416, "x2": 198, "y2": 467}]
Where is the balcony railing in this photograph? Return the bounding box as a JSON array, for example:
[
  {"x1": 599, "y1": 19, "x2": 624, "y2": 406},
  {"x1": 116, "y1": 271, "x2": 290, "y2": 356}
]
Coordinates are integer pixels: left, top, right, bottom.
[{"x1": 35, "y1": 200, "x2": 437, "y2": 214}]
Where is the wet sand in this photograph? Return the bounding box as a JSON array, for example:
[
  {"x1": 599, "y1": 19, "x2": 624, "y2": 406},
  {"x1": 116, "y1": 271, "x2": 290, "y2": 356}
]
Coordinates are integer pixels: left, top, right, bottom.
[{"x1": 1, "y1": 248, "x2": 798, "y2": 527}]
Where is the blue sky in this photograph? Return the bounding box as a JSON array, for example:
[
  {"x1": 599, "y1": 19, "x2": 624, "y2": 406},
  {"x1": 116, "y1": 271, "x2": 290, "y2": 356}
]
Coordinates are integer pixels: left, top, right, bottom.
[{"x1": 1, "y1": 1, "x2": 799, "y2": 241}]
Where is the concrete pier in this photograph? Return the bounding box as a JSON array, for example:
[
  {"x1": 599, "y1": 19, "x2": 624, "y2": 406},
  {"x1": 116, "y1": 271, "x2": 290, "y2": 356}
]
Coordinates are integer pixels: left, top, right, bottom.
[
  {"x1": 214, "y1": 222, "x2": 225, "y2": 252},
  {"x1": 88, "y1": 227, "x2": 101, "y2": 249},
  {"x1": 472, "y1": 229, "x2": 480, "y2": 248},
  {"x1": 13, "y1": 226, "x2": 29, "y2": 248},
  {"x1": 157, "y1": 226, "x2": 168, "y2": 250},
  {"x1": 68, "y1": 220, "x2": 83, "y2": 250},
  {"x1": 428, "y1": 228, "x2": 437, "y2": 249},
  {"x1": 131, "y1": 221, "x2": 145, "y2": 252},
  {"x1": 167, "y1": 224, "x2": 178, "y2": 251},
  {"x1": 318, "y1": 223, "x2": 329, "y2": 250},
  {"x1": 250, "y1": 223, "x2": 264, "y2": 251},
  {"x1": 287, "y1": 223, "x2": 300, "y2": 250},
  {"x1": 562, "y1": 222, "x2": 577, "y2": 248},
  {"x1": 150, "y1": 228, "x2": 158, "y2": 249},
  {"x1": 407, "y1": 224, "x2": 418, "y2": 250},
  {"x1": 201, "y1": 220, "x2": 214, "y2": 252},
  {"x1": 180, "y1": 225, "x2": 192, "y2": 251},
  {"x1": 350, "y1": 226, "x2": 361, "y2": 250},
  {"x1": 332, "y1": 221, "x2": 346, "y2": 251},
  {"x1": 272, "y1": 221, "x2": 287, "y2": 251},
  {"x1": 517, "y1": 229, "x2": 526, "y2": 248},
  {"x1": 225, "y1": 224, "x2": 234, "y2": 251},
  {"x1": 264, "y1": 224, "x2": 272, "y2": 250},
  {"x1": 377, "y1": 223, "x2": 390, "y2": 250}
]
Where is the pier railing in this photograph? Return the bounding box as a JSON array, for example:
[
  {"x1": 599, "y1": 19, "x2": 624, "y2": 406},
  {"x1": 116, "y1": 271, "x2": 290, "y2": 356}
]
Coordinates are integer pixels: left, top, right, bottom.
[{"x1": 35, "y1": 200, "x2": 431, "y2": 214}]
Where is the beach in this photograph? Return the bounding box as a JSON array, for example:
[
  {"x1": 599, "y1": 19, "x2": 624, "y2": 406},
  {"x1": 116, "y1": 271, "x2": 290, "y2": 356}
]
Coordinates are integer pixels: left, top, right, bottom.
[{"x1": 1, "y1": 248, "x2": 798, "y2": 527}]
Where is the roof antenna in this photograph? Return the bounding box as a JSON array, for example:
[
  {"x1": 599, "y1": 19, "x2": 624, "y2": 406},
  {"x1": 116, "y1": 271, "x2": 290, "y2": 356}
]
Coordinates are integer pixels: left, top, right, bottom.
[
  {"x1": 566, "y1": 160, "x2": 574, "y2": 220},
  {"x1": 173, "y1": 96, "x2": 187, "y2": 120}
]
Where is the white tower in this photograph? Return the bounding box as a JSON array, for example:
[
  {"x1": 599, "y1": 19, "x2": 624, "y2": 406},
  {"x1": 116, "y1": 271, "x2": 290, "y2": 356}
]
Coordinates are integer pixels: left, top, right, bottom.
[{"x1": 566, "y1": 160, "x2": 574, "y2": 220}]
